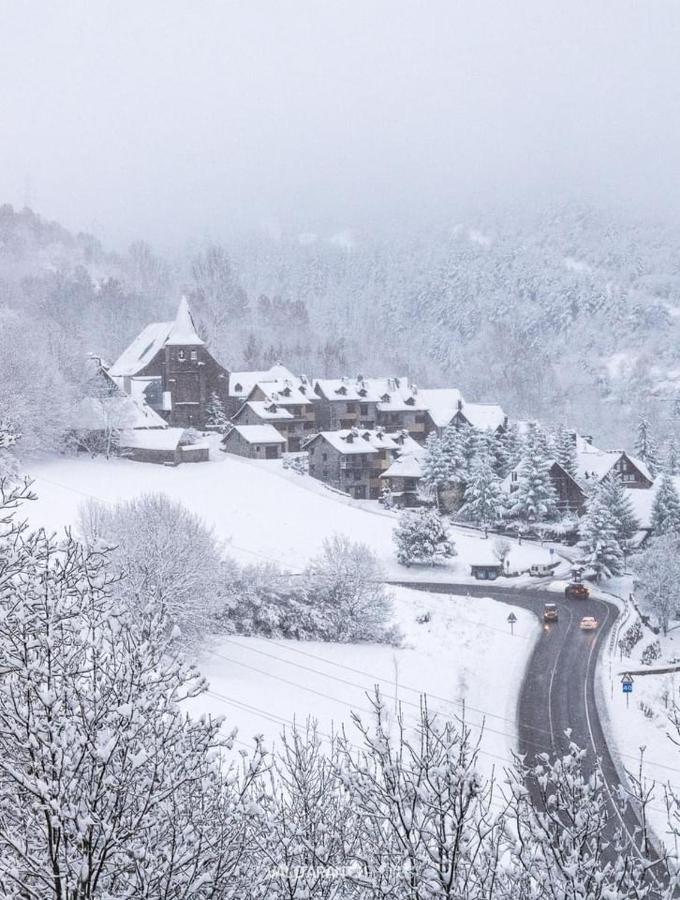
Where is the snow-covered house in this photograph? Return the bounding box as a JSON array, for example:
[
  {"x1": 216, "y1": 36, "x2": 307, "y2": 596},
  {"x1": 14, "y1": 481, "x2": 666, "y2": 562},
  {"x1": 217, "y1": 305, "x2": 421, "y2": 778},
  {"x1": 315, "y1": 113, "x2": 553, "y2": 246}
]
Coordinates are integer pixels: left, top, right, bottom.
[
  {"x1": 221, "y1": 424, "x2": 286, "y2": 459},
  {"x1": 379, "y1": 448, "x2": 427, "y2": 507},
  {"x1": 503, "y1": 459, "x2": 586, "y2": 514},
  {"x1": 243, "y1": 377, "x2": 317, "y2": 450},
  {"x1": 227, "y1": 364, "x2": 300, "y2": 405},
  {"x1": 108, "y1": 297, "x2": 229, "y2": 429},
  {"x1": 313, "y1": 377, "x2": 428, "y2": 439},
  {"x1": 118, "y1": 428, "x2": 209, "y2": 466},
  {"x1": 418, "y1": 390, "x2": 507, "y2": 436},
  {"x1": 305, "y1": 428, "x2": 401, "y2": 499},
  {"x1": 574, "y1": 441, "x2": 653, "y2": 490}
]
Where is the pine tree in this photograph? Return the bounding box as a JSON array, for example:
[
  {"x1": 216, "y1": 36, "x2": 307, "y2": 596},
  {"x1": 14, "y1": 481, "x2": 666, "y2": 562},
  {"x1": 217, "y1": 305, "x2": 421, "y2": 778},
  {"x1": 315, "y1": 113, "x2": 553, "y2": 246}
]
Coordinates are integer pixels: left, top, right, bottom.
[
  {"x1": 508, "y1": 447, "x2": 559, "y2": 524},
  {"x1": 205, "y1": 391, "x2": 230, "y2": 432},
  {"x1": 635, "y1": 416, "x2": 661, "y2": 476},
  {"x1": 650, "y1": 474, "x2": 680, "y2": 536},
  {"x1": 553, "y1": 423, "x2": 577, "y2": 477},
  {"x1": 578, "y1": 492, "x2": 624, "y2": 580},
  {"x1": 495, "y1": 424, "x2": 523, "y2": 478},
  {"x1": 459, "y1": 455, "x2": 505, "y2": 528},
  {"x1": 523, "y1": 420, "x2": 552, "y2": 459},
  {"x1": 420, "y1": 433, "x2": 451, "y2": 508},
  {"x1": 394, "y1": 508, "x2": 457, "y2": 567},
  {"x1": 666, "y1": 438, "x2": 680, "y2": 475},
  {"x1": 441, "y1": 424, "x2": 467, "y2": 482},
  {"x1": 599, "y1": 474, "x2": 640, "y2": 544}
]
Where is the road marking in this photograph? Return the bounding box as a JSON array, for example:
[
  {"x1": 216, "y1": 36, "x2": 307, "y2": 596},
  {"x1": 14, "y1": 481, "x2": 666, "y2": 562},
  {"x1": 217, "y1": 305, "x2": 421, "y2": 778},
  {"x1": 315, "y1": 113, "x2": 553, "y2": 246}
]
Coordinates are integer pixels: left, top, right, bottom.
[{"x1": 547, "y1": 598, "x2": 576, "y2": 753}]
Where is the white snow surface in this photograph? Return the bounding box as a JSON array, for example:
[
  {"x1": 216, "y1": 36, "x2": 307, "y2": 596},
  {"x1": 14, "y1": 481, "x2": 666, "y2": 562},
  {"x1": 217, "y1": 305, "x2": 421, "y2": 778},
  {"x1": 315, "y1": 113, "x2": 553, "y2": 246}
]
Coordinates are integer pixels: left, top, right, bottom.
[{"x1": 192, "y1": 585, "x2": 539, "y2": 781}]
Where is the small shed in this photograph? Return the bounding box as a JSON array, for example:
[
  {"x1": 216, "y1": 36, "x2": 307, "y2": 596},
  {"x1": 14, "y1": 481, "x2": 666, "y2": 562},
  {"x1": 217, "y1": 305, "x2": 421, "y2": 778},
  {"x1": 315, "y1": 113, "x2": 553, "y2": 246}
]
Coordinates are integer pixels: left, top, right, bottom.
[
  {"x1": 222, "y1": 424, "x2": 286, "y2": 459},
  {"x1": 470, "y1": 563, "x2": 503, "y2": 581},
  {"x1": 119, "y1": 428, "x2": 209, "y2": 465}
]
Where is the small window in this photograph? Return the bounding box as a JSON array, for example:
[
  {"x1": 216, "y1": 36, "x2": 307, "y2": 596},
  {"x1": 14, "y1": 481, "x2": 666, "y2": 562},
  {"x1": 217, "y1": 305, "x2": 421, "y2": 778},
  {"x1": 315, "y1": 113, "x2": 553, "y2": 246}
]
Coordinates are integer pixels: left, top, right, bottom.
[
  {"x1": 360, "y1": 404, "x2": 369, "y2": 415},
  {"x1": 178, "y1": 349, "x2": 186, "y2": 361},
  {"x1": 322, "y1": 452, "x2": 327, "y2": 461},
  {"x1": 191, "y1": 350, "x2": 198, "y2": 361}
]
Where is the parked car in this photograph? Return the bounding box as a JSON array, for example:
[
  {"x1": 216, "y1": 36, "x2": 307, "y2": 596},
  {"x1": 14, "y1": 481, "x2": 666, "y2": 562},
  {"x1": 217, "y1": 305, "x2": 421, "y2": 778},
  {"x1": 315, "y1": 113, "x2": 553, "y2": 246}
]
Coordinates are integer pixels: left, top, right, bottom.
[
  {"x1": 579, "y1": 616, "x2": 598, "y2": 631},
  {"x1": 565, "y1": 582, "x2": 590, "y2": 600},
  {"x1": 543, "y1": 603, "x2": 558, "y2": 623},
  {"x1": 530, "y1": 563, "x2": 554, "y2": 577}
]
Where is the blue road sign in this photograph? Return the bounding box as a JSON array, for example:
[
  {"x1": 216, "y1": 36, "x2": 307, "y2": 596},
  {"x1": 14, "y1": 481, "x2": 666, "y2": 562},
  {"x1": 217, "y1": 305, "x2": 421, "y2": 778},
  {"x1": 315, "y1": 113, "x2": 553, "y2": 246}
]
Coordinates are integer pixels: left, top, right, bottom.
[{"x1": 623, "y1": 683, "x2": 633, "y2": 693}]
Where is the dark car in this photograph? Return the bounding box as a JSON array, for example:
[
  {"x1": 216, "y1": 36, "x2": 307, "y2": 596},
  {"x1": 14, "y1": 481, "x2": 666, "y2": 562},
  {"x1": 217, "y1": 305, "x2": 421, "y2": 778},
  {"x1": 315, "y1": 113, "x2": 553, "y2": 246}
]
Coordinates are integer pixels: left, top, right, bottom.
[
  {"x1": 543, "y1": 603, "x2": 558, "y2": 623},
  {"x1": 565, "y1": 582, "x2": 590, "y2": 600}
]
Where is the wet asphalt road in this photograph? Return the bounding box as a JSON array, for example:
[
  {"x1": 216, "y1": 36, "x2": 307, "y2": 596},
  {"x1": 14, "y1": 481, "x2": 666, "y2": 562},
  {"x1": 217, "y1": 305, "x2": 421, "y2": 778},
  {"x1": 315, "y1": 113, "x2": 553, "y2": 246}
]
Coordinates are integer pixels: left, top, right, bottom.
[{"x1": 390, "y1": 580, "x2": 661, "y2": 869}]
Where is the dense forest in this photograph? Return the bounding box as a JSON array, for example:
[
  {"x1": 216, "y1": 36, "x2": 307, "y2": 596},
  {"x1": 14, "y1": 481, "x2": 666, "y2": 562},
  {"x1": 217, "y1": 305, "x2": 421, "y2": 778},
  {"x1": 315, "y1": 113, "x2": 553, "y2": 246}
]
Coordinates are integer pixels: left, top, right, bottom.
[{"x1": 2, "y1": 201, "x2": 680, "y2": 456}]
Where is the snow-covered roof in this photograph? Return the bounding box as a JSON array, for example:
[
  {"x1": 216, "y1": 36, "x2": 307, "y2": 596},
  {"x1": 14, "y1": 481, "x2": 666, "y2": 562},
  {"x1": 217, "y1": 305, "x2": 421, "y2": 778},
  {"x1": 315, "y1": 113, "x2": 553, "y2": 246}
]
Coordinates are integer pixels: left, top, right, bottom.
[
  {"x1": 457, "y1": 402, "x2": 506, "y2": 431},
  {"x1": 380, "y1": 450, "x2": 425, "y2": 479},
  {"x1": 418, "y1": 388, "x2": 464, "y2": 427},
  {"x1": 226, "y1": 424, "x2": 286, "y2": 444},
  {"x1": 109, "y1": 321, "x2": 173, "y2": 377},
  {"x1": 574, "y1": 447, "x2": 652, "y2": 484},
  {"x1": 241, "y1": 401, "x2": 294, "y2": 421},
  {"x1": 229, "y1": 364, "x2": 300, "y2": 398},
  {"x1": 165, "y1": 296, "x2": 204, "y2": 346},
  {"x1": 254, "y1": 379, "x2": 314, "y2": 406},
  {"x1": 74, "y1": 393, "x2": 167, "y2": 432},
  {"x1": 313, "y1": 376, "x2": 418, "y2": 406},
  {"x1": 109, "y1": 298, "x2": 204, "y2": 377},
  {"x1": 119, "y1": 427, "x2": 187, "y2": 451},
  {"x1": 310, "y1": 428, "x2": 400, "y2": 455}
]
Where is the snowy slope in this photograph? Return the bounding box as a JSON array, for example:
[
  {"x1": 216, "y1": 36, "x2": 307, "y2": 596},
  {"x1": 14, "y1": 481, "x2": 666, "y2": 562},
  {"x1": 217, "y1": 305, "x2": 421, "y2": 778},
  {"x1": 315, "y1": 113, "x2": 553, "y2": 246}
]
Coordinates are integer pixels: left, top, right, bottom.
[
  {"x1": 25, "y1": 451, "x2": 560, "y2": 577},
  {"x1": 193, "y1": 586, "x2": 538, "y2": 782}
]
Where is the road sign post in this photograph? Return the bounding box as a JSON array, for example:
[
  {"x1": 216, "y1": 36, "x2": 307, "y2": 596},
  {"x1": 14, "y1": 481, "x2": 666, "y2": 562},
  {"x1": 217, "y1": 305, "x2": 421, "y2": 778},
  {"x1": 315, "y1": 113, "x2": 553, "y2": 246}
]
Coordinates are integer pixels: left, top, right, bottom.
[
  {"x1": 621, "y1": 673, "x2": 634, "y2": 709},
  {"x1": 507, "y1": 612, "x2": 517, "y2": 636}
]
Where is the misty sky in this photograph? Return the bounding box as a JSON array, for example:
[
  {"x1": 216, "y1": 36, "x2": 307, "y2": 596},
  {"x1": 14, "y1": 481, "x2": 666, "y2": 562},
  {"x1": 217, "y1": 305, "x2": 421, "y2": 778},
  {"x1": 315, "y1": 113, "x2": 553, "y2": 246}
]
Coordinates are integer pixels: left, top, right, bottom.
[{"x1": 1, "y1": 1, "x2": 679, "y2": 248}]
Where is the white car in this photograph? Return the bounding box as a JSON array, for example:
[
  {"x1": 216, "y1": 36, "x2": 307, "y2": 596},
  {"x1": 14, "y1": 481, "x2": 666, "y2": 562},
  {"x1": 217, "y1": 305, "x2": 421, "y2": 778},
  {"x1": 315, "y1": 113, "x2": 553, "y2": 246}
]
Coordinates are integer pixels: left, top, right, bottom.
[{"x1": 579, "y1": 616, "x2": 598, "y2": 631}]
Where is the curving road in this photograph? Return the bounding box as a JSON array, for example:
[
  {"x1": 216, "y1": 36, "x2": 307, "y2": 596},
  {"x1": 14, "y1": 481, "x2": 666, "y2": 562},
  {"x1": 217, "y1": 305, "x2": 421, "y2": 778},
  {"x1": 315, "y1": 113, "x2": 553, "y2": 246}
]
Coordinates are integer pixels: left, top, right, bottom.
[{"x1": 390, "y1": 579, "x2": 658, "y2": 865}]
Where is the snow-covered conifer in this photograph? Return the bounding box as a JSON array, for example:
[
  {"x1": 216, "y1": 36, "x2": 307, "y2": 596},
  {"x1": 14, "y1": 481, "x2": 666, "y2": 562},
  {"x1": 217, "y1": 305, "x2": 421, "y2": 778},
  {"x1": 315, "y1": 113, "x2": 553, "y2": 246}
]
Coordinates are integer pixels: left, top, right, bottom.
[
  {"x1": 635, "y1": 416, "x2": 661, "y2": 476},
  {"x1": 507, "y1": 447, "x2": 559, "y2": 524},
  {"x1": 441, "y1": 424, "x2": 467, "y2": 482},
  {"x1": 553, "y1": 423, "x2": 577, "y2": 477},
  {"x1": 650, "y1": 473, "x2": 680, "y2": 536},
  {"x1": 634, "y1": 534, "x2": 680, "y2": 634},
  {"x1": 459, "y1": 455, "x2": 505, "y2": 528},
  {"x1": 578, "y1": 491, "x2": 623, "y2": 580},
  {"x1": 599, "y1": 473, "x2": 640, "y2": 544},
  {"x1": 420, "y1": 433, "x2": 451, "y2": 507},
  {"x1": 394, "y1": 508, "x2": 456, "y2": 566},
  {"x1": 206, "y1": 390, "x2": 230, "y2": 432}
]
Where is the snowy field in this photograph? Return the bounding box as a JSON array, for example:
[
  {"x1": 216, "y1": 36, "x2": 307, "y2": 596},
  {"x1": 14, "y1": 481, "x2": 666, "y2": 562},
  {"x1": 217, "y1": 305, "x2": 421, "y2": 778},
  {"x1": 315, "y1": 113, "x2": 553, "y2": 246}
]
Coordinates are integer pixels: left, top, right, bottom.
[
  {"x1": 192, "y1": 585, "x2": 538, "y2": 784},
  {"x1": 21, "y1": 452, "x2": 546, "y2": 783},
  {"x1": 24, "y1": 450, "x2": 564, "y2": 579}
]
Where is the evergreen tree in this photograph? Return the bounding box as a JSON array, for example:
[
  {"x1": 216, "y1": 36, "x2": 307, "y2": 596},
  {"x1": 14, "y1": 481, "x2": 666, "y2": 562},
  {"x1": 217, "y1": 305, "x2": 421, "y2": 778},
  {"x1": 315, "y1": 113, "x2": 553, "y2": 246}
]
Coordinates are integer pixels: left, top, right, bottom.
[
  {"x1": 508, "y1": 447, "x2": 559, "y2": 524},
  {"x1": 394, "y1": 508, "x2": 457, "y2": 567},
  {"x1": 599, "y1": 474, "x2": 640, "y2": 544},
  {"x1": 523, "y1": 420, "x2": 552, "y2": 459},
  {"x1": 495, "y1": 424, "x2": 523, "y2": 478},
  {"x1": 553, "y1": 423, "x2": 577, "y2": 477},
  {"x1": 578, "y1": 492, "x2": 624, "y2": 580},
  {"x1": 666, "y1": 438, "x2": 680, "y2": 475},
  {"x1": 635, "y1": 416, "x2": 661, "y2": 476},
  {"x1": 458, "y1": 455, "x2": 505, "y2": 528},
  {"x1": 420, "y1": 433, "x2": 451, "y2": 508},
  {"x1": 440, "y1": 424, "x2": 467, "y2": 482},
  {"x1": 650, "y1": 474, "x2": 680, "y2": 536},
  {"x1": 205, "y1": 391, "x2": 230, "y2": 432}
]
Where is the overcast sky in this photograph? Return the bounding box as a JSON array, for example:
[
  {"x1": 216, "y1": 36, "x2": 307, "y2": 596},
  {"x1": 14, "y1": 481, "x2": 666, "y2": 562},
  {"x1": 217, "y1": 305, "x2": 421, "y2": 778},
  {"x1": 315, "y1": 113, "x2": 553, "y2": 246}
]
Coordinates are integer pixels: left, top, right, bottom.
[{"x1": 1, "y1": 1, "x2": 679, "y2": 248}]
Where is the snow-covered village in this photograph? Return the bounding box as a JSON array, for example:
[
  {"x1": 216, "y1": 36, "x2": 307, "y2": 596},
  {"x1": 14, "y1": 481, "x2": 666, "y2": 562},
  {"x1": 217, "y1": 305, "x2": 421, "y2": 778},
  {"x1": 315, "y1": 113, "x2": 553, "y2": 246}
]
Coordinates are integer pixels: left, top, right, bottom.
[{"x1": 4, "y1": 3, "x2": 680, "y2": 898}]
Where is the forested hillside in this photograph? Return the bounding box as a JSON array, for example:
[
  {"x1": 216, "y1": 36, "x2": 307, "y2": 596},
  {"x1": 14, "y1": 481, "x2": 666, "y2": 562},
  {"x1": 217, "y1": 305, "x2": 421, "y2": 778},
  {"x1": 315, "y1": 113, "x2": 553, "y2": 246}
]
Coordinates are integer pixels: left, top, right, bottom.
[{"x1": 2, "y1": 201, "x2": 679, "y2": 454}]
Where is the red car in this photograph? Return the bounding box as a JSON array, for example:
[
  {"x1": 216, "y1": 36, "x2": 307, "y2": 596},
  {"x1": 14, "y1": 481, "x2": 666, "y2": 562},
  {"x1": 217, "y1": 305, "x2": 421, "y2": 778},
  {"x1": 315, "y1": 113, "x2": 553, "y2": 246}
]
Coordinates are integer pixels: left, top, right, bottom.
[{"x1": 565, "y1": 583, "x2": 590, "y2": 600}]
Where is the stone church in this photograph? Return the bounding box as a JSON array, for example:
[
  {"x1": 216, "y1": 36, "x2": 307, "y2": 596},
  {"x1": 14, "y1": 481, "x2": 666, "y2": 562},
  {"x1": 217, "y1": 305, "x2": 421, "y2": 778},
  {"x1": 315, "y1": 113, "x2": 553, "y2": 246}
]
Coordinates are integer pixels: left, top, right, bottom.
[{"x1": 108, "y1": 297, "x2": 229, "y2": 428}]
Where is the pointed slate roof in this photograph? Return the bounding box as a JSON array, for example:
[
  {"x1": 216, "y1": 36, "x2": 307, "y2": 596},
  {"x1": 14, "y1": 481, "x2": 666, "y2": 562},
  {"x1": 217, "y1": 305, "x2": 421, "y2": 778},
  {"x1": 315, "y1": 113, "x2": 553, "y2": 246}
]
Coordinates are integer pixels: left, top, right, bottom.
[{"x1": 165, "y1": 296, "x2": 204, "y2": 346}]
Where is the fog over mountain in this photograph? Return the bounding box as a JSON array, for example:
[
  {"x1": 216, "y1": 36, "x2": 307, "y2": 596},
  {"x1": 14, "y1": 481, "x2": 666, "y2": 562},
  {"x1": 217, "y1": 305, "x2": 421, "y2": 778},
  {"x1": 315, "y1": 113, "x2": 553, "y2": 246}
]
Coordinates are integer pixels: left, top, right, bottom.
[{"x1": 1, "y1": 1, "x2": 679, "y2": 247}]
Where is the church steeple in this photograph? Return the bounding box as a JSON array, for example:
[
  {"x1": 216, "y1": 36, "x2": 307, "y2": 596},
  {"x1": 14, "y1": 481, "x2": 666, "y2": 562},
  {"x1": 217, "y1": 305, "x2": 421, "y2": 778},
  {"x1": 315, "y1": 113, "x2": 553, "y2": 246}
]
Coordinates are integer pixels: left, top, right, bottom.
[{"x1": 165, "y1": 296, "x2": 204, "y2": 346}]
